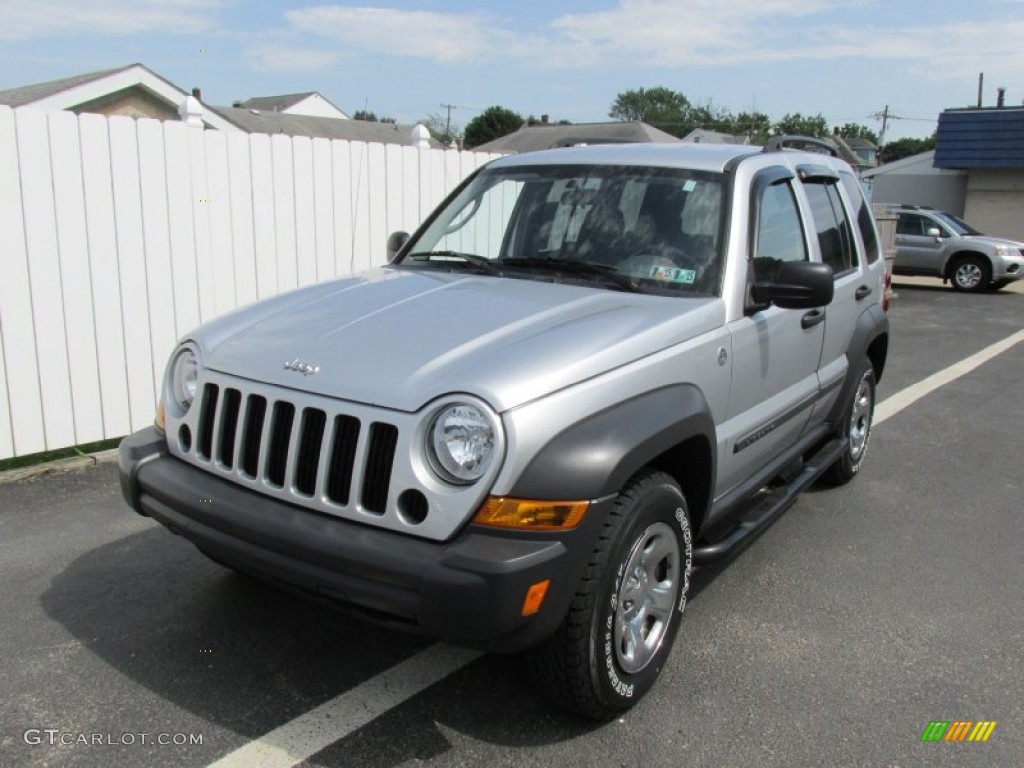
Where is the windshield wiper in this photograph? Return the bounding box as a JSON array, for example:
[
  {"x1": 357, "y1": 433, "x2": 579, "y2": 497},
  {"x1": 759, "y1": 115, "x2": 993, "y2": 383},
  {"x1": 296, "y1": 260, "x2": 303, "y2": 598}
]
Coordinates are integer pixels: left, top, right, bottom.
[
  {"x1": 497, "y1": 257, "x2": 637, "y2": 292},
  {"x1": 405, "y1": 250, "x2": 501, "y2": 275}
]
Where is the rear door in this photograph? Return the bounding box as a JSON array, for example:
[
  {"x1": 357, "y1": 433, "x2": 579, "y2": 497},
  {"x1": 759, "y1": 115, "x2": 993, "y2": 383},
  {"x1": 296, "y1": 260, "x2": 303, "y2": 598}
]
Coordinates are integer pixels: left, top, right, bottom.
[
  {"x1": 895, "y1": 212, "x2": 946, "y2": 273},
  {"x1": 718, "y1": 168, "x2": 825, "y2": 495}
]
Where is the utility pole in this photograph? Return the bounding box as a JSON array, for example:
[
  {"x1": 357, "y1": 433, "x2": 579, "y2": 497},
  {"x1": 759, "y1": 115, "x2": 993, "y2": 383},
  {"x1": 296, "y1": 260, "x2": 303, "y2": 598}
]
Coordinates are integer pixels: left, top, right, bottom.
[
  {"x1": 440, "y1": 103, "x2": 457, "y2": 139},
  {"x1": 877, "y1": 104, "x2": 890, "y2": 148}
]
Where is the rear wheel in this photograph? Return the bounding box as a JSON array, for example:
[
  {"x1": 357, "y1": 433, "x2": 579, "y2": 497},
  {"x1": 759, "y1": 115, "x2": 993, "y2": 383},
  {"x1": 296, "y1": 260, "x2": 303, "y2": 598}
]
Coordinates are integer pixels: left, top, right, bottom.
[
  {"x1": 950, "y1": 256, "x2": 991, "y2": 292},
  {"x1": 528, "y1": 469, "x2": 692, "y2": 720},
  {"x1": 825, "y1": 362, "x2": 875, "y2": 486}
]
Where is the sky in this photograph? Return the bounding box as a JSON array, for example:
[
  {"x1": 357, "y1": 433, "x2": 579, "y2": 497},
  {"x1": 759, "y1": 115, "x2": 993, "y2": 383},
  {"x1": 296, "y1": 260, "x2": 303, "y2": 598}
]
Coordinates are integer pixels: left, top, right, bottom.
[{"x1": 2, "y1": 0, "x2": 1023, "y2": 143}]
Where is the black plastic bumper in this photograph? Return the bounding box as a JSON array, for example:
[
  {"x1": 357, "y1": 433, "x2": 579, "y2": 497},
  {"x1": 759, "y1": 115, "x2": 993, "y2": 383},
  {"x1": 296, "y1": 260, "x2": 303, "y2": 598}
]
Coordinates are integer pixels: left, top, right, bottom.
[{"x1": 118, "y1": 427, "x2": 609, "y2": 652}]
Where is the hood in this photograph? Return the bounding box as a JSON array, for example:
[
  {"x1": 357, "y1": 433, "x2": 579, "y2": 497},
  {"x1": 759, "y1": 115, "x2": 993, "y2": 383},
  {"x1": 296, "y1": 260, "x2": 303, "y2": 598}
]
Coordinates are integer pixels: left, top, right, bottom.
[
  {"x1": 963, "y1": 235, "x2": 1024, "y2": 250},
  {"x1": 190, "y1": 267, "x2": 724, "y2": 413}
]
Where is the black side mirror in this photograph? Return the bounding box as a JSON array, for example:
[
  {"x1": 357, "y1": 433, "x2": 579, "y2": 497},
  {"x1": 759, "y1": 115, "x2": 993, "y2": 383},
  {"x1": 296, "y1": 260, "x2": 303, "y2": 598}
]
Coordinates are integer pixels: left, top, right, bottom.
[
  {"x1": 752, "y1": 261, "x2": 834, "y2": 310},
  {"x1": 387, "y1": 231, "x2": 410, "y2": 263}
]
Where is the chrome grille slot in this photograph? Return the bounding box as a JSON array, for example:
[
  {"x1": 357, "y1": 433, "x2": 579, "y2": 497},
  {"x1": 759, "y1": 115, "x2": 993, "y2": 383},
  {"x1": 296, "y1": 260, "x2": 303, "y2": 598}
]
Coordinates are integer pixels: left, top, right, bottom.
[
  {"x1": 218, "y1": 388, "x2": 242, "y2": 468},
  {"x1": 265, "y1": 401, "x2": 295, "y2": 487},
  {"x1": 294, "y1": 408, "x2": 327, "y2": 496},
  {"x1": 326, "y1": 415, "x2": 360, "y2": 505},
  {"x1": 197, "y1": 383, "x2": 219, "y2": 460},
  {"x1": 240, "y1": 395, "x2": 267, "y2": 477},
  {"x1": 363, "y1": 423, "x2": 398, "y2": 514}
]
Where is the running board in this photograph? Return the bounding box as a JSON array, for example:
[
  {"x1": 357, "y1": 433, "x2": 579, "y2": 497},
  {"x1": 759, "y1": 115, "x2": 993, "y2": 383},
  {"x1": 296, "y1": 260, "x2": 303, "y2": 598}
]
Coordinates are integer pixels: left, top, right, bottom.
[{"x1": 692, "y1": 436, "x2": 847, "y2": 565}]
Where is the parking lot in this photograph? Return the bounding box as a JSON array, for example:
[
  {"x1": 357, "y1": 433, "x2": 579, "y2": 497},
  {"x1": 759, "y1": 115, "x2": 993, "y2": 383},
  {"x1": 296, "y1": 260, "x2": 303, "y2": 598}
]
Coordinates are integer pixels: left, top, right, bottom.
[{"x1": 2, "y1": 279, "x2": 1021, "y2": 768}]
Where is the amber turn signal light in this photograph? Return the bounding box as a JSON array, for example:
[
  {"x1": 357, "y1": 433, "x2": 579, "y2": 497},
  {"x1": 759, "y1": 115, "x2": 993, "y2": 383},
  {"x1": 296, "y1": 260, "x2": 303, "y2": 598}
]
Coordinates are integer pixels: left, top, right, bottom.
[
  {"x1": 522, "y1": 579, "x2": 550, "y2": 616},
  {"x1": 155, "y1": 401, "x2": 166, "y2": 431},
  {"x1": 472, "y1": 497, "x2": 588, "y2": 531}
]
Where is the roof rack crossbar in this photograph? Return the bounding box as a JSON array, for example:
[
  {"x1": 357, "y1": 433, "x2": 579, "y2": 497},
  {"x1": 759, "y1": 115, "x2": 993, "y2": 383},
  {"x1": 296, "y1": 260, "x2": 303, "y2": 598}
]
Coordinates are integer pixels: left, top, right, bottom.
[{"x1": 762, "y1": 135, "x2": 839, "y2": 158}]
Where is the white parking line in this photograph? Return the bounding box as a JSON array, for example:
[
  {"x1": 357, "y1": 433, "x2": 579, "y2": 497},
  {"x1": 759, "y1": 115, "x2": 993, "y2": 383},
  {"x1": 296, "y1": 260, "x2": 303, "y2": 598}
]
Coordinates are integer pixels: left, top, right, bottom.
[
  {"x1": 206, "y1": 644, "x2": 482, "y2": 768},
  {"x1": 204, "y1": 326, "x2": 1024, "y2": 768},
  {"x1": 874, "y1": 327, "x2": 1024, "y2": 425}
]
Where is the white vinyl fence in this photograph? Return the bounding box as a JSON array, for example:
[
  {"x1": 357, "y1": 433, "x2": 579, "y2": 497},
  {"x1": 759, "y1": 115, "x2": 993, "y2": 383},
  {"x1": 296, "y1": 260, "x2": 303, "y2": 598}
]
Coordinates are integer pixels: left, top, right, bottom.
[{"x1": 0, "y1": 105, "x2": 499, "y2": 459}]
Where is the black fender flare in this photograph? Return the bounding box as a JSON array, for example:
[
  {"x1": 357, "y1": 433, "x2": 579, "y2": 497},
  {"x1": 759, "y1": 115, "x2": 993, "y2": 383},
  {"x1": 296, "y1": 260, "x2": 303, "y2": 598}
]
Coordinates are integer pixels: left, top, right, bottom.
[
  {"x1": 827, "y1": 304, "x2": 889, "y2": 424},
  {"x1": 508, "y1": 384, "x2": 716, "y2": 501}
]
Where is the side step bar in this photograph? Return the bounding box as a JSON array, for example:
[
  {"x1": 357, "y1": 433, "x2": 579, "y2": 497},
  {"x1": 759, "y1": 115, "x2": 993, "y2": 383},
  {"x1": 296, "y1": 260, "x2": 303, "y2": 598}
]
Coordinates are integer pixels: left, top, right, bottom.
[{"x1": 692, "y1": 436, "x2": 847, "y2": 565}]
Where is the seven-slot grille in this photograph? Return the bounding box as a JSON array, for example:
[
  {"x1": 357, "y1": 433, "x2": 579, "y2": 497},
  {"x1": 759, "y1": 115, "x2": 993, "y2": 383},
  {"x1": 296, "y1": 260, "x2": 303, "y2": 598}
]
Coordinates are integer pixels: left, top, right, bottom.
[{"x1": 193, "y1": 381, "x2": 398, "y2": 514}]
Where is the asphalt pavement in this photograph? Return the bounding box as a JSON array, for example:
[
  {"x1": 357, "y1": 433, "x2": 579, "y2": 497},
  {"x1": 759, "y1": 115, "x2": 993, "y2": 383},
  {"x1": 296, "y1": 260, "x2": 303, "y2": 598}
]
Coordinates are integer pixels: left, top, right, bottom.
[{"x1": 1, "y1": 278, "x2": 1021, "y2": 768}]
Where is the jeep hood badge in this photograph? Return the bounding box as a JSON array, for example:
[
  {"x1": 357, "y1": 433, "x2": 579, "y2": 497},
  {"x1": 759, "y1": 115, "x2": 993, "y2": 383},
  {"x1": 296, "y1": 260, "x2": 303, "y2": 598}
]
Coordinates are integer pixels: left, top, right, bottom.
[{"x1": 284, "y1": 358, "x2": 320, "y2": 376}]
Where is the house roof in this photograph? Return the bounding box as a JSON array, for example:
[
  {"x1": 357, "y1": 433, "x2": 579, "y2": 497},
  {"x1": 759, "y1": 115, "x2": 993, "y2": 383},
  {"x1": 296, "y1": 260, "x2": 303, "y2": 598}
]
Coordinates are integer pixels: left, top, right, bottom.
[
  {"x1": 474, "y1": 121, "x2": 681, "y2": 153},
  {"x1": 209, "y1": 106, "x2": 443, "y2": 147},
  {"x1": 0, "y1": 62, "x2": 239, "y2": 132},
  {"x1": 235, "y1": 93, "x2": 316, "y2": 111},
  {"x1": 681, "y1": 128, "x2": 750, "y2": 145},
  {"x1": 934, "y1": 107, "x2": 1024, "y2": 169},
  {"x1": 0, "y1": 65, "x2": 131, "y2": 107},
  {"x1": 860, "y1": 150, "x2": 965, "y2": 179}
]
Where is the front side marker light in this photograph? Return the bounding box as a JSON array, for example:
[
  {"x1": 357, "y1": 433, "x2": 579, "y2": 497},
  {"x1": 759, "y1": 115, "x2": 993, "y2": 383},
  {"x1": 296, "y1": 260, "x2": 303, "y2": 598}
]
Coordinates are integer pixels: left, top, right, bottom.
[
  {"x1": 522, "y1": 579, "x2": 551, "y2": 616},
  {"x1": 473, "y1": 497, "x2": 589, "y2": 531},
  {"x1": 155, "y1": 401, "x2": 166, "y2": 431}
]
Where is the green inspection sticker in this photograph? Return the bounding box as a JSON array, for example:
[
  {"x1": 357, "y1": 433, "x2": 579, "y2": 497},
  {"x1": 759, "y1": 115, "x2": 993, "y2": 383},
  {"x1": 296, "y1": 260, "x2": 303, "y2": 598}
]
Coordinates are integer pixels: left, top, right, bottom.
[{"x1": 649, "y1": 266, "x2": 696, "y2": 284}]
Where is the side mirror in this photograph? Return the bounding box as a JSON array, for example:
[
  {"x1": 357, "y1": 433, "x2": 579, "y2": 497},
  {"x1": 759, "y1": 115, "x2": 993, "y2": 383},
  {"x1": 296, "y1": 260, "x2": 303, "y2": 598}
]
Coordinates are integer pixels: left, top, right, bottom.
[
  {"x1": 387, "y1": 231, "x2": 410, "y2": 263},
  {"x1": 926, "y1": 227, "x2": 942, "y2": 240},
  {"x1": 751, "y1": 261, "x2": 834, "y2": 310}
]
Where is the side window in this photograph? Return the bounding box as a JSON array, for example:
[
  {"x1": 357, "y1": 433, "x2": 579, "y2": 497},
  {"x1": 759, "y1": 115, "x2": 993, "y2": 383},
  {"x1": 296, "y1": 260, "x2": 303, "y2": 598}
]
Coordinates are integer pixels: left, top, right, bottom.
[
  {"x1": 803, "y1": 182, "x2": 857, "y2": 276},
  {"x1": 839, "y1": 171, "x2": 879, "y2": 264},
  {"x1": 896, "y1": 213, "x2": 924, "y2": 236},
  {"x1": 753, "y1": 180, "x2": 807, "y2": 282}
]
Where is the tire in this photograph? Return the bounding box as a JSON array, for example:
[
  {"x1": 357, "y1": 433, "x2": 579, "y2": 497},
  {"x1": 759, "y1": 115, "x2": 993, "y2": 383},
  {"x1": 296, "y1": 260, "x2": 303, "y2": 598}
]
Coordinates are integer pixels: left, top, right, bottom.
[
  {"x1": 950, "y1": 256, "x2": 991, "y2": 292},
  {"x1": 825, "y1": 362, "x2": 876, "y2": 486},
  {"x1": 528, "y1": 469, "x2": 693, "y2": 720}
]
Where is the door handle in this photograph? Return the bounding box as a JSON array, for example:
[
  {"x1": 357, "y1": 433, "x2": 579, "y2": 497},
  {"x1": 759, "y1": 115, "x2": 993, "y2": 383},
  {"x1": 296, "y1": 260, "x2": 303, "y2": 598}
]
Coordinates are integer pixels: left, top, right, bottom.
[
  {"x1": 855, "y1": 285, "x2": 872, "y2": 300},
  {"x1": 801, "y1": 309, "x2": 825, "y2": 329}
]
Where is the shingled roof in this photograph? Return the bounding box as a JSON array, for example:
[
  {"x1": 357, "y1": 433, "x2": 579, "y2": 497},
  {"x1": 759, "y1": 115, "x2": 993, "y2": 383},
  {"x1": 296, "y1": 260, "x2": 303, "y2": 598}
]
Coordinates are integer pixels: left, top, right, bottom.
[
  {"x1": 474, "y1": 121, "x2": 681, "y2": 153},
  {"x1": 0, "y1": 65, "x2": 132, "y2": 107},
  {"x1": 209, "y1": 106, "x2": 443, "y2": 147}
]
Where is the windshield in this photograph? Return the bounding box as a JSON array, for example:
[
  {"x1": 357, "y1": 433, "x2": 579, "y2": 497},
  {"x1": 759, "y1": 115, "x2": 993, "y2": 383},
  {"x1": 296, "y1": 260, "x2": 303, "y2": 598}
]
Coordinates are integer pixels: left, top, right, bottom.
[
  {"x1": 398, "y1": 164, "x2": 727, "y2": 296},
  {"x1": 932, "y1": 212, "x2": 982, "y2": 236}
]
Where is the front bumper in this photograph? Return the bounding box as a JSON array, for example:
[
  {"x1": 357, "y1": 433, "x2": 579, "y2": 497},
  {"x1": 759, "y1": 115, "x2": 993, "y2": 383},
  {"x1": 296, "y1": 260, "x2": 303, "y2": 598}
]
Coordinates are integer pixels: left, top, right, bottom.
[{"x1": 119, "y1": 427, "x2": 608, "y2": 652}]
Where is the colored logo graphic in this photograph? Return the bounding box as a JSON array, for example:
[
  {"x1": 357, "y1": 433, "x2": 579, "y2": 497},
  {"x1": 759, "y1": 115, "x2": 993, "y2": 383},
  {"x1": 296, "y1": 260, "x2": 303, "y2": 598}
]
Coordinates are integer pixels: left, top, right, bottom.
[{"x1": 921, "y1": 721, "x2": 997, "y2": 742}]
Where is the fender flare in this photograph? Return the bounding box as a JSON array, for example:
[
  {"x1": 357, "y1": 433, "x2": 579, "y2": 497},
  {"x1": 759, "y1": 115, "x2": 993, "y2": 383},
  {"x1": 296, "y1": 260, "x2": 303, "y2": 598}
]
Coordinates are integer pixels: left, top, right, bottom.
[
  {"x1": 508, "y1": 384, "x2": 716, "y2": 501},
  {"x1": 827, "y1": 304, "x2": 889, "y2": 424}
]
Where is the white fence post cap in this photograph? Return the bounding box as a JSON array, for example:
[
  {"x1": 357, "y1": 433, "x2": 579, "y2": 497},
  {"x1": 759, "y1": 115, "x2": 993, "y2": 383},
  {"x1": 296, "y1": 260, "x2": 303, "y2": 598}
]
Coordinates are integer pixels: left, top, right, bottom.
[
  {"x1": 179, "y1": 95, "x2": 204, "y2": 128},
  {"x1": 410, "y1": 123, "x2": 431, "y2": 148}
]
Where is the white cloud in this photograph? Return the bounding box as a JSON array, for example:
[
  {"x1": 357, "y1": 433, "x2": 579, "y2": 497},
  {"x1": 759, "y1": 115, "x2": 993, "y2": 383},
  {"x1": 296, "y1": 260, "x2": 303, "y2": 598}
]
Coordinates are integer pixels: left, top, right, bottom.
[
  {"x1": 0, "y1": 0, "x2": 222, "y2": 40},
  {"x1": 244, "y1": 42, "x2": 345, "y2": 74},
  {"x1": 269, "y1": 1, "x2": 1024, "y2": 89},
  {"x1": 285, "y1": 6, "x2": 504, "y2": 63}
]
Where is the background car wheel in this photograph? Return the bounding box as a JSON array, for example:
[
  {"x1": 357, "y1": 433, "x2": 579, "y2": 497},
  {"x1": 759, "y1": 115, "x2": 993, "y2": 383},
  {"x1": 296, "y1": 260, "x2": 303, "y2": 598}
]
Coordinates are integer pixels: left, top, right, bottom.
[
  {"x1": 825, "y1": 362, "x2": 876, "y2": 486},
  {"x1": 950, "y1": 256, "x2": 991, "y2": 293},
  {"x1": 528, "y1": 469, "x2": 692, "y2": 720}
]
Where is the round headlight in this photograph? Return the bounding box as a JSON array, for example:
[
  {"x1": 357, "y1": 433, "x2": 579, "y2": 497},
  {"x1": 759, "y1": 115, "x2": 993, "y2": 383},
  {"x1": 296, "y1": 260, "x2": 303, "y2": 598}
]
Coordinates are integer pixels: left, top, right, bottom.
[
  {"x1": 170, "y1": 347, "x2": 199, "y2": 411},
  {"x1": 428, "y1": 404, "x2": 496, "y2": 484}
]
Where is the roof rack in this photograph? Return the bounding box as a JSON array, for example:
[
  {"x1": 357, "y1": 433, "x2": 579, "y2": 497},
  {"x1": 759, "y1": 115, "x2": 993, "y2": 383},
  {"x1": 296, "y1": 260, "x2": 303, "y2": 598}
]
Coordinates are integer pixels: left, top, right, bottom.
[{"x1": 762, "y1": 135, "x2": 839, "y2": 158}]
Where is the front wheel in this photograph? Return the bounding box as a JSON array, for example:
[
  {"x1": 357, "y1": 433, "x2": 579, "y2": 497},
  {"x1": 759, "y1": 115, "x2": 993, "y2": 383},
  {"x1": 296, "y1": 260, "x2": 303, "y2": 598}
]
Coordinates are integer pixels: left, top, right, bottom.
[
  {"x1": 528, "y1": 470, "x2": 692, "y2": 720},
  {"x1": 825, "y1": 363, "x2": 876, "y2": 486},
  {"x1": 950, "y1": 256, "x2": 991, "y2": 292}
]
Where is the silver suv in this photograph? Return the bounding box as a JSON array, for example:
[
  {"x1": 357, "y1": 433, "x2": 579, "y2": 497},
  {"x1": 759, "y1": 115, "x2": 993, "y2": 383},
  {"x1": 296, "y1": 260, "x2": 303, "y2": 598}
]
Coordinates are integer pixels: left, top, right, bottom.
[
  {"x1": 893, "y1": 205, "x2": 1024, "y2": 292},
  {"x1": 119, "y1": 136, "x2": 889, "y2": 719}
]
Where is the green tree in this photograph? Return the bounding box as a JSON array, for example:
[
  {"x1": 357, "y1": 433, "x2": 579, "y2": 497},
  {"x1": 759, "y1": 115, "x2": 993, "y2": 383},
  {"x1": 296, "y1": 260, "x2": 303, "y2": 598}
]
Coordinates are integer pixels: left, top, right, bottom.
[
  {"x1": 353, "y1": 110, "x2": 395, "y2": 123},
  {"x1": 836, "y1": 123, "x2": 879, "y2": 144},
  {"x1": 727, "y1": 111, "x2": 773, "y2": 143},
  {"x1": 878, "y1": 136, "x2": 936, "y2": 164},
  {"x1": 463, "y1": 106, "x2": 524, "y2": 148},
  {"x1": 772, "y1": 112, "x2": 830, "y2": 138},
  {"x1": 420, "y1": 112, "x2": 462, "y2": 145},
  {"x1": 609, "y1": 86, "x2": 693, "y2": 136}
]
